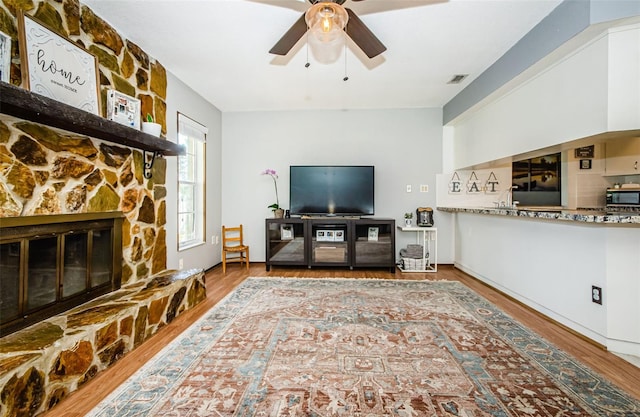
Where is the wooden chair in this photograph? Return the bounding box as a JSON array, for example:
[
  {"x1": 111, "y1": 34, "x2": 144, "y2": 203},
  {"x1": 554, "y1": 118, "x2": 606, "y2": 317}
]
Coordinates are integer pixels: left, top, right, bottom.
[{"x1": 222, "y1": 225, "x2": 250, "y2": 273}]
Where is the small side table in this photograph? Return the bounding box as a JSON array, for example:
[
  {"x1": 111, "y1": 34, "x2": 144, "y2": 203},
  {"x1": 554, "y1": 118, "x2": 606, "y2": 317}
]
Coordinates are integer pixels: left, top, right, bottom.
[{"x1": 396, "y1": 226, "x2": 437, "y2": 272}]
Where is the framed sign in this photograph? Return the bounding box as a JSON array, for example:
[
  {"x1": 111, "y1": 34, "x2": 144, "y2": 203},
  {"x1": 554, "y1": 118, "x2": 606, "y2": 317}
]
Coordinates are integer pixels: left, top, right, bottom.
[
  {"x1": 575, "y1": 145, "x2": 594, "y2": 158},
  {"x1": 18, "y1": 12, "x2": 100, "y2": 114},
  {"x1": 0, "y1": 30, "x2": 10, "y2": 82}
]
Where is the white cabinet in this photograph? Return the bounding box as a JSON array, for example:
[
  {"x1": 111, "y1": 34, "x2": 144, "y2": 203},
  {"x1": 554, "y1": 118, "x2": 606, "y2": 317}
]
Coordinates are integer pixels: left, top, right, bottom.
[
  {"x1": 396, "y1": 226, "x2": 437, "y2": 272},
  {"x1": 605, "y1": 137, "x2": 640, "y2": 176}
]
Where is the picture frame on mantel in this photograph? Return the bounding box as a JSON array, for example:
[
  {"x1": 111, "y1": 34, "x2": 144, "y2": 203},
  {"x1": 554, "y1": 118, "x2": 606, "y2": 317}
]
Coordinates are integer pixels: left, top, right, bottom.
[
  {"x1": 18, "y1": 11, "x2": 101, "y2": 115},
  {"x1": 0, "y1": 30, "x2": 10, "y2": 82},
  {"x1": 106, "y1": 89, "x2": 141, "y2": 129}
]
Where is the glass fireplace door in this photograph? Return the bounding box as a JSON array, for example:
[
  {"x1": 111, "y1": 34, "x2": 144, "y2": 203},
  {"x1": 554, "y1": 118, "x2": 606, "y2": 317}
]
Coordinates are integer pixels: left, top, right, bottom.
[
  {"x1": 63, "y1": 232, "x2": 88, "y2": 298},
  {"x1": 27, "y1": 236, "x2": 58, "y2": 310}
]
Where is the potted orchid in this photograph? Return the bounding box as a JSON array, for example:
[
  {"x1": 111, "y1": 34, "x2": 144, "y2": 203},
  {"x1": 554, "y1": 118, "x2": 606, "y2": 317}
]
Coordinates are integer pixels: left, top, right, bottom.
[{"x1": 262, "y1": 168, "x2": 284, "y2": 218}]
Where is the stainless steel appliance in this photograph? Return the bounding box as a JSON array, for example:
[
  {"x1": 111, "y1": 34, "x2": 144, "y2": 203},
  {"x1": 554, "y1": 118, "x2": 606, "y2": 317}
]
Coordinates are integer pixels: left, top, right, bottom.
[
  {"x1": 416, "y1": 207, "x2": 434, "y2": 227},
  {"x1": 606, "y1": 187, "x2": 640, "y2": 208}
]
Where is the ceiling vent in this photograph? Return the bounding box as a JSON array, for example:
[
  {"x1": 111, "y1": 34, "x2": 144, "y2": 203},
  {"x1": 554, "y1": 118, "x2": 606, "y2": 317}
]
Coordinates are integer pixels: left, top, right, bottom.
[{"x1": 447, "y1": 74, "x2": 468, "y2": 84}]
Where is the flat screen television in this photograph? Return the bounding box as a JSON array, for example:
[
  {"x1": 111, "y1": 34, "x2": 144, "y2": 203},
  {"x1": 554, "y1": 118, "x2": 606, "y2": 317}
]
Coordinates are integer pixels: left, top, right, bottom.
[{"x1": 289, "y1": 165, "x2": 374, "y2": 216}]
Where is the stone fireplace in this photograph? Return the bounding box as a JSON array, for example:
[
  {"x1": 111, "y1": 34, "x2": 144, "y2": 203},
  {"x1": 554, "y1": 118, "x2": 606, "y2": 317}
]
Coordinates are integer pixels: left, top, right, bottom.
[
  {"x1": 0, "y1": 1, "x2": 206, "y2": 415},
  {"x1": 0, "y1": 212, "x2": 123, "y2": 336}
]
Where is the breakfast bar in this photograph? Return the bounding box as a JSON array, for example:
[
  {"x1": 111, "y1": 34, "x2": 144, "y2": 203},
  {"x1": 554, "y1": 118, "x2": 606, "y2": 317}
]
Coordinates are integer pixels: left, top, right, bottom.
[
  {"x1": 438, "y1": 206, "x2": 640, "y2": 224},
  {"x1": 438, "y1": 205, "x2": 640, "y2": 360}
]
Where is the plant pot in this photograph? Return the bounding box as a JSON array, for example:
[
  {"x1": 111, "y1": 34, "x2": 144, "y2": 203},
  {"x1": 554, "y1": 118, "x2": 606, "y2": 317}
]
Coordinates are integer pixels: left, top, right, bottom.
[
  {"x1": 404, "y1": 218, "x2": 412, "y2": 227},
  {"x1": 273, "y1": 208, "x2": 285, "y2": 219},
  {"x1": 142, "y1": 122, "x2": 162, "y2": 137}
]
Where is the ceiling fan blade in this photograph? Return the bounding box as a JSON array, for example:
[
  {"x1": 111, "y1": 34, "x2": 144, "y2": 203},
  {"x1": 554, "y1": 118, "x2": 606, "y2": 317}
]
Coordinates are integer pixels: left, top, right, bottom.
[
  {"x1": 345, "y1": 8, "x2": 386, "y2": 59},
  {"x1": 269, "y1": 13, "x2": 307, "y2": 55}
]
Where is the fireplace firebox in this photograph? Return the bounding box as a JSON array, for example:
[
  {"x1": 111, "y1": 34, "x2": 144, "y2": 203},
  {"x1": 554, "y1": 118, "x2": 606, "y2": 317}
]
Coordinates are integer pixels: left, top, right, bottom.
[{"x1": 0, "y1": 212, "x2": 123, "y2": 336}]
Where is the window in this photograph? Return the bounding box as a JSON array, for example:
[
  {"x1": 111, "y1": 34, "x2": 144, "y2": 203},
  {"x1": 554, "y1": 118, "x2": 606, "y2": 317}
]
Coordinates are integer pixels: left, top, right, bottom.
[{"x1": 178, "y1": 113, "x2": 207, "y2": 250}]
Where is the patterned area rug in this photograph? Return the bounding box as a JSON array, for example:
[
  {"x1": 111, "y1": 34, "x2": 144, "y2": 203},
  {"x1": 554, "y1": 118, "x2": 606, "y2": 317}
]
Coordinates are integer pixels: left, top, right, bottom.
[{"x1": 88, "y1": 278, "x2": 640, "y2": 416}]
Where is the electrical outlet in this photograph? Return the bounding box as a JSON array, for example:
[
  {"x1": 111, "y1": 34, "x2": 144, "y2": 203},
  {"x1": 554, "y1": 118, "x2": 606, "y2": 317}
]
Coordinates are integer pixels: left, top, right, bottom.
[
  {"x1": 420, "y1": 184, "x2": 429, "y2": 192},
  {"x1": 591, "y1": 285, "x2": 602, "y2": 305},
  {"x1": 406, "y1": 184, "x2": 412, "y2": 193},
  {"x1": 178, "y1": 258, "x2": 184, "y2": 269}
]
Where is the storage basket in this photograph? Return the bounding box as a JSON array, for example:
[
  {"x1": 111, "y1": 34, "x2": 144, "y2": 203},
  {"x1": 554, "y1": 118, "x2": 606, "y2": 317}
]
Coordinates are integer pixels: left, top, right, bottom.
[{"x1": 401, "y1": 257, "x2": 426, "y2": 270}]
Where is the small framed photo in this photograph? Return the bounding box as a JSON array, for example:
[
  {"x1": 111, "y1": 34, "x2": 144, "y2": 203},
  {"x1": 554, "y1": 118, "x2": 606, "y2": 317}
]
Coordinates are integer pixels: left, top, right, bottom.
[
  {"x1": 334, "y1": 230, "x2": 344, "y2": 242},
  {"x1": 368, "y1": 227, "x2": 379, "y2": 242},
  {"x1": 0, "y1": 30, "x2": 10, "y2": 82},
  {"x1": 280, "y1": 224, "x2": 294, "y2": 241},
  {"x1": 18, "y1": 11, "x2": 101, "y2": 114},
  {"x1": 106, "y1": 89, "x2": 141, "y2": 129},
  {"x1": 580, "y1": 159, "x2": 592, "y2": 170},
  {"x1": 326, "y1": 231, "x2": 335, "y2": 241}
]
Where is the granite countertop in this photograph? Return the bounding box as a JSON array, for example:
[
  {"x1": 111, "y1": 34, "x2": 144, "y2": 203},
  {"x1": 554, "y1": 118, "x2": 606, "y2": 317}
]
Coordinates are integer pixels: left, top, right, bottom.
[{"x1": 437, "y1": 206, "x2": 640, "y2": 224}]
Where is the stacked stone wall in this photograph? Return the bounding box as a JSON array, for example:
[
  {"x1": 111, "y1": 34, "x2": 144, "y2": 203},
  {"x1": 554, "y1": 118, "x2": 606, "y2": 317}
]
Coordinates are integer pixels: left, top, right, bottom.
[{"x1": 0, "y1": 0, "x2": 170, "y2": 281}]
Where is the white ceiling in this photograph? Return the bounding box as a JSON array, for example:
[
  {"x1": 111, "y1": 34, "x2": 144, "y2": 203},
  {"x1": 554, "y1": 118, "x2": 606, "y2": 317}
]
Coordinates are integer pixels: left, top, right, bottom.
[{"x1": 82, "y1": 0, "x2": 563, "y2": 112}]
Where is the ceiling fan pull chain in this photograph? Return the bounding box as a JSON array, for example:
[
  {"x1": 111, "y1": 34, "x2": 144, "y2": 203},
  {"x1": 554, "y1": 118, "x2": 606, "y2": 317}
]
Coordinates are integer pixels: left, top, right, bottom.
[
  {"x1": 305, "y1": 30, "x2": 311, "y2": 68},
  {"x1": 343, "y1": 36, "x2": 349, "y2": 81}
]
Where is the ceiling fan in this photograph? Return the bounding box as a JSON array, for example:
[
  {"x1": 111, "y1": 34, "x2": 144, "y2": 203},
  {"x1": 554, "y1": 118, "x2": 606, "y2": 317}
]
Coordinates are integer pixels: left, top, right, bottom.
[{"x1": 269, "y1": 0, "x2": 387, "y2": 60}]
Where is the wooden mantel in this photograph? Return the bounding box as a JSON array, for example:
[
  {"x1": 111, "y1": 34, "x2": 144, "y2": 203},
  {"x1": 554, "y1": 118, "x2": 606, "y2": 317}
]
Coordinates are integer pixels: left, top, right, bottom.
[{"x1": 0, "y1": 81, "x2": 184, "y2": 156}]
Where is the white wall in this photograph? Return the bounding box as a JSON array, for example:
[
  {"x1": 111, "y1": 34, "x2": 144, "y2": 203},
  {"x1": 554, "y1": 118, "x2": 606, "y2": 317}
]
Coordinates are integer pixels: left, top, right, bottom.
[
  {"x1": 221, "y1": 108, "x2": 453, "y2": 264},
  {"x1": 454, "y1": 213, "x2": 609, "y2": 344},
  {"x1": 165, "y1": 71, "x2": 223, "y2": 271},
  {"x1": 453, "y1": 212, "x2": 640, "y2": 356}
]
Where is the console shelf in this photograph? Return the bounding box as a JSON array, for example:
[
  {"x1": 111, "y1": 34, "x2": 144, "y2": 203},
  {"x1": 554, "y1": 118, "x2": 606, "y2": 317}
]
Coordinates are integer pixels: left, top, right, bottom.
[{"x1": 266, "y1": 218, "x2": 395, "y2": 272}]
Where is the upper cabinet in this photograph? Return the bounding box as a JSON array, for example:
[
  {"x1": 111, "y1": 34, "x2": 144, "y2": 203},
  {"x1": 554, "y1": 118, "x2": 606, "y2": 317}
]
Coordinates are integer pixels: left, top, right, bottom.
[{"x1": 605, "y1": 137, "x2": 640, "y2": 176}]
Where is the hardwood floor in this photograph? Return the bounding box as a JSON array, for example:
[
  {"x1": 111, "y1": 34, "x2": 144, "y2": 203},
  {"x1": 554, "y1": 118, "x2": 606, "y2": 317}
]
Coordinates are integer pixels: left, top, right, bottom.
[{"x1": 43, "y1": 264, "x2": 640, "y2": 417}]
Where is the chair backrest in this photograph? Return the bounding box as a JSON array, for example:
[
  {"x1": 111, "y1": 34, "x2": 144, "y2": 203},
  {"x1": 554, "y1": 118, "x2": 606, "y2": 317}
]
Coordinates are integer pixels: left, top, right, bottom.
[{"x1": 222, "y1": 225, "x2": 244, "y2": 248}]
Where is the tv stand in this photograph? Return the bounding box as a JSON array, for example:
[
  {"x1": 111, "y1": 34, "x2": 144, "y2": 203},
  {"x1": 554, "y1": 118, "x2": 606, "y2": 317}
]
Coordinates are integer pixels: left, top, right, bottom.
[
  {"x1": 300, "y1": 215, "x2": 361, "y2": 219},
  {"x1": 266, "y1": 218, "x2": 395, "y2": 272}
]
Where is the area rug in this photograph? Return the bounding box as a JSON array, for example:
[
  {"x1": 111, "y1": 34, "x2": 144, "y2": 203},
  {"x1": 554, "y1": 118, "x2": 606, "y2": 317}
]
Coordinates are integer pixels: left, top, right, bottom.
[{"x1": 87, "y1": 278, "x2": 640, "y2": 416}]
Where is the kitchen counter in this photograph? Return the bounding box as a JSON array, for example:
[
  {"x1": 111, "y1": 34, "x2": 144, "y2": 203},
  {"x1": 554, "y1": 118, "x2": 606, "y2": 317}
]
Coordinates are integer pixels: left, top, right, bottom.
[{"x1": 437, "y1": 206, "x2": 640, "y2": 224}]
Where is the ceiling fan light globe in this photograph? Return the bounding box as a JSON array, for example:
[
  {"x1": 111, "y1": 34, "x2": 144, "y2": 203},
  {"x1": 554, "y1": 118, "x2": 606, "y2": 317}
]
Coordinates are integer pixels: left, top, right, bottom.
[
  {"x1": 308, "y1": 32, "x2": 345, "y2": 64},
  {"x1": 310, "y1": 26, "x2": 343, "y2": 44},
  {"x1": 304, "y1": 1, "x2": 348, "y2": 64}
]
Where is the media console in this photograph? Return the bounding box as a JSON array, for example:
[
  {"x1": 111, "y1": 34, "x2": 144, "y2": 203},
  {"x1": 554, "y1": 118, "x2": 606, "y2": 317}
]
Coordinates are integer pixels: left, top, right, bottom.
[{"x1": 265, "y1": 218, "x2": 396, "y2": 272}]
